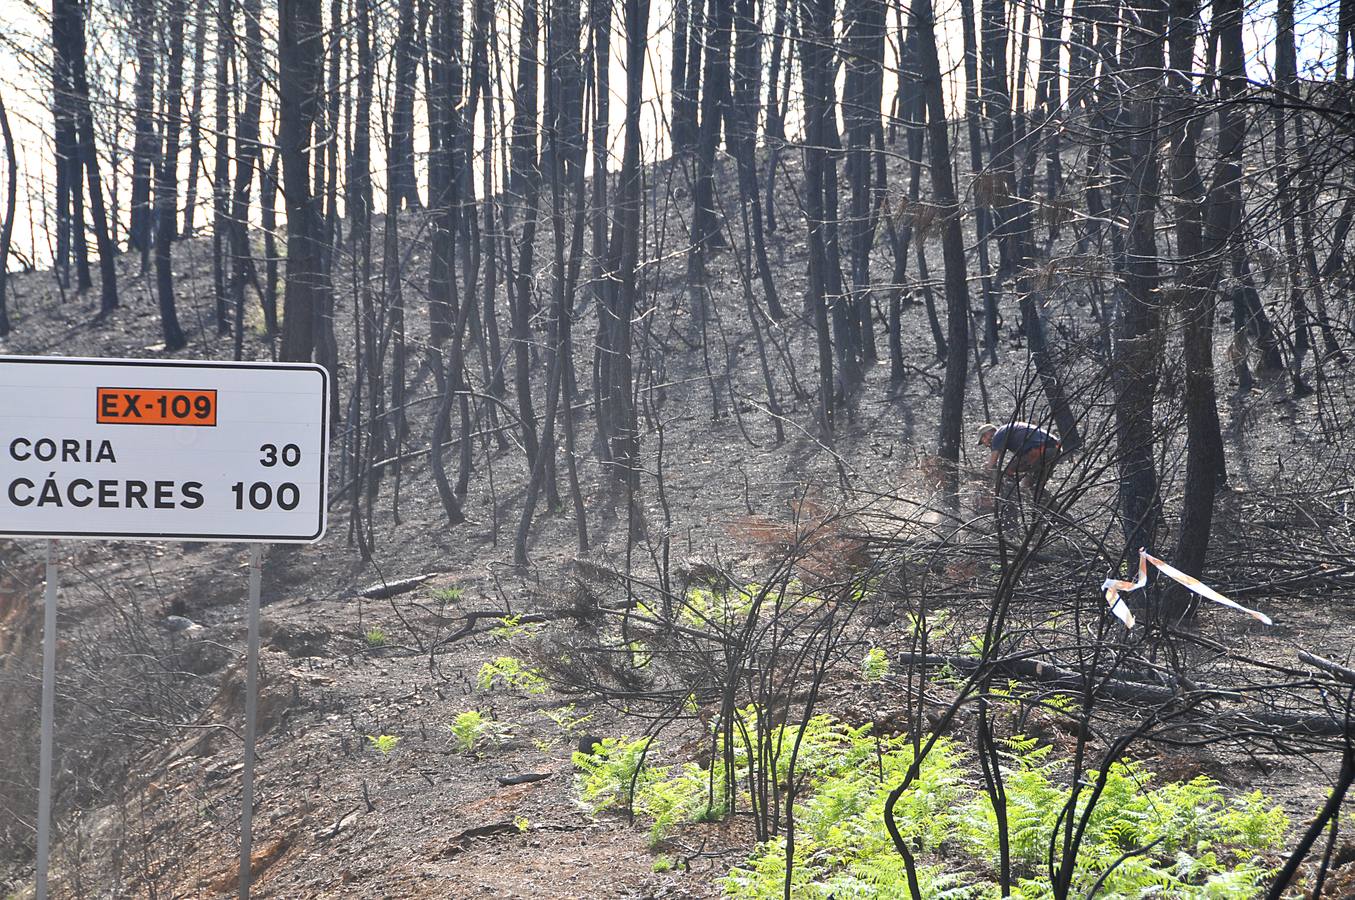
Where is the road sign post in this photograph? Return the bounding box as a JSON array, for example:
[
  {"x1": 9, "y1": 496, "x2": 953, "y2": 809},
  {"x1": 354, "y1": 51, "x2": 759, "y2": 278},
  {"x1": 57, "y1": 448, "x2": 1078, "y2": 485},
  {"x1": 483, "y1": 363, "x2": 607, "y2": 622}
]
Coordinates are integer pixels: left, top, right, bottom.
[
  {"x1": 0, "y1": 356, "x2": 328, "y2": 900},
  {"x1": 35, "y1": 541, "x2": 57, "y2": 900},
  {"x1": 239, "y1": 544, "x2": 263, "y2": 900}
]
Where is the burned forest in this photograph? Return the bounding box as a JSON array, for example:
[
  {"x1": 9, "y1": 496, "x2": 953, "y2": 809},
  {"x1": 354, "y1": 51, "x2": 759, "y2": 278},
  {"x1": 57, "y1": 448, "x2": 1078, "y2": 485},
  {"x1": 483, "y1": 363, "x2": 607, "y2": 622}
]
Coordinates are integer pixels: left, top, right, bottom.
[{"x1": 2, "y1": 0, "x2": 1355, "y2": 894}]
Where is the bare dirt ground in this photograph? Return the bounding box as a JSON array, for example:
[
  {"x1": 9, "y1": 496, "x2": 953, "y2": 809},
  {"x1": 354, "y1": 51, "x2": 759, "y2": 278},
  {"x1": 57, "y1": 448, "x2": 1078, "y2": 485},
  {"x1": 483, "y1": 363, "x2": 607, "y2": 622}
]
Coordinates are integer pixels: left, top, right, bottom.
[{"x1": 2, "y1": 154, "x2": 1353, "y2": 898}]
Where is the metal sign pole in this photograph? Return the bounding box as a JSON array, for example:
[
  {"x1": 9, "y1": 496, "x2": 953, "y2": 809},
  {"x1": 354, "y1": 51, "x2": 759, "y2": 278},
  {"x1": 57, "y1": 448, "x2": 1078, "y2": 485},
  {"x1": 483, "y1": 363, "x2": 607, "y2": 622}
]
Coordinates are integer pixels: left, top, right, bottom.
[
  {"x1": 35, "y1": 540, "x2": 58, "y2": 900},
  {"x1": 238, "y1": 544, "x2": 264, "y2": 900}
]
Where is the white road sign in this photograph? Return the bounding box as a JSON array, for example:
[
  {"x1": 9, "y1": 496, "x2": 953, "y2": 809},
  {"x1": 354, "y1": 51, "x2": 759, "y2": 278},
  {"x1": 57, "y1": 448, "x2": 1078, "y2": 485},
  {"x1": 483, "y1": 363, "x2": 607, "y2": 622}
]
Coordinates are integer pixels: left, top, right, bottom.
[{"x1": 0, "y1": 356, "x2": 329, "y2": 542}]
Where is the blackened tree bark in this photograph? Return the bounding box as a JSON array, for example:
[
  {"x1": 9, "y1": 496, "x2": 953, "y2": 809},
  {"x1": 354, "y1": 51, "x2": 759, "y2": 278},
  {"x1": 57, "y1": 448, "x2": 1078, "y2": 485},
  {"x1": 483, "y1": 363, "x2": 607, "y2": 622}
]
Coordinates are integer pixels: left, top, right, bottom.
[
  {"x1": 800, "y1": 0, "x2": 844, "y2": 426},
  {"x1": 894, "y1": 21, "x2": 946, "y2": 362},
  {"x1": 596, "y1": 0, "x2": 649, "y2": 489},
  {"x1": 884, "y1": 17, "x2": 925, "y2": 382},
  {"x1": 348, "y1": 0, "x2": 373, "y2": 238},
  {"x1": 320, "y1": 0, "x2": 344, "y2": 267},
  {"x1": 545, "y1": 0, "x2": 585, "y2": 181},
  {"x1": 212, "y1": 0, "x2": 233, "y2": 333},
  {"x1": 671, "y1": 0, "x2": 701, "y2": 153},
  {"x1": 912, "y1": 0, "x2": 969, "y2": 502},
  {"x1": 956, "y1": 0, "x2": 999, "y2": 360},
  {"x1": 260, "y1": 149, "x2": 281, "y2": 339},
  {"x1": 803, "y1": 0, "x2": 862, "y2": 403},
  {"x1": 1028, "y1": 0, "x2": 1064, "y2": 212},
  {"x1": 278, "y1": 0, "x2": 330, "y2": 364},
  {"x1": 471, "y1": 0, "x2": 504, "y2": 401},
  {"x1": 66, "y1": 0, "x2": 118, "y2": 313},
  {"x1": 154, "y1": 0, "x2": 187, "y2": 350},
  {"x1": 127, "y1": 0, "x2": 157, "y2": 261},
  {"x1": 52, "y1": 0, "x2": 76, "y2": 289},
  {"x1": 230, "y1": 0, "x2": 264, "y2": 359},
  {"x1": 842, "y1": 0, "x2": 886, "y2": 363},
  {"x1": 1276, "y1": 0, "x2": 1342, "y2": 371},
  {"x1": 314, "y1": 1, "x2": 341, "y2": 394},
  {"x1": 761, "y1": 0, "x2": 790, "y2": 235},
  {"x1": 588, "y1": 0, "x2": 611, "y2": 305},
  {"x1": 1168, "y1": 0, "x2": 1224, "y2": 617},
  {"x1": 670, "y1": 0, "x2": 691, "y2": 151},
  {"x1": 0, "y1": 91, "x2": 15, "y2": 336},
  {"x1": 1272, "y1": 0, "x2": 1314, "y2": 387},
  {"x1": 181, "y1": 0, "x2": 208, "y2": 236},
  {"x1": 1341, "y1": 0, "x2": 1354, "y2": 79},
  {"x1": 428, "y1": 0, "x2": 465, "y2": 344},
  {"x1": 390, "y1": 0, "x2": 422, "y2": 208},
  {"x1": 728, "y1": 0, "x2": 784, "y2": 318},
  {"x1": 1109, "y1": 0, "x2": 1166, "y2": 557},
  {"x1": 510, "y1": 0, "x2": 540, "y2": 193},
  {"x1": 691, "y1": 0, "x2": 732, "y2": 259},
  {"x1": 1213, "y1": 0, "x2": 1284, "y2": 381},
  {"x1": 348, "y1": 0, "x2": 378, "y2": 553}
]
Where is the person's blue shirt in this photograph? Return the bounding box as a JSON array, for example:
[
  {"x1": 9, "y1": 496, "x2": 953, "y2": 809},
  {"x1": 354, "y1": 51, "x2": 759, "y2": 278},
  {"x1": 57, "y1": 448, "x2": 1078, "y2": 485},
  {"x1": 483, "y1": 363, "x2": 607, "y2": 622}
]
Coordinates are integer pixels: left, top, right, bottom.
[{"x1": 991, "y1": 422, "x2": 1058, "y2": 456}]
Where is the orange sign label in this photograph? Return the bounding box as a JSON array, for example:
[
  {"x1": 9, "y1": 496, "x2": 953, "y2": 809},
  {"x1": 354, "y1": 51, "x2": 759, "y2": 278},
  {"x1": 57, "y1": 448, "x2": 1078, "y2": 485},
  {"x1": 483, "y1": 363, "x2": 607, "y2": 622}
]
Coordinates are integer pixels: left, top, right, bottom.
[{"x1": 97, "y1": 388, "x2": 217, "y2": 426}]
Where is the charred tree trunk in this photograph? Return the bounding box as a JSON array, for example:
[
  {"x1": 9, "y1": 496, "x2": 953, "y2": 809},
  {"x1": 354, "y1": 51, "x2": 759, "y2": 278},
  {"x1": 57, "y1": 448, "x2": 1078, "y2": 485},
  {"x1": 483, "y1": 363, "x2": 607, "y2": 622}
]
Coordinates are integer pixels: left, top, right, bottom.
[
  {"x1": 1214, "y1": 0, "x2": 1285, "y2": 382},
  {"x1": 1110, "y1": 0, "x2": 1166, "y2": 559},
  {"x1": 230, "y1": 0, "x2": 265, "y2": 359},
  {"x1": 762, "y1": 0, "x2": 790, "y2": 235},
  {"x1": 842, "y1": 0, "x2": 886, "y2": 364},
  {"x1": 349, "y1": 0, "x2": 373, "y2": 238},
  {"x1": 597, "y1": 0, "x2": 648, "y2": 490},
  {"x1": 321, "y1": 0, "x2": 344, "y2": 267},
  {"x1": 128, "y1": 0, "x2": 157, "y2": 261},
  {"x1": 1273, "y1": 0, "x2": 1327, "y2": 379},
  {"x1": 913, "y1": 0, "x2": 969, "y2": 502},
  {"x1": 52, "y1": 0, "x2": 76, "y2": 290},
  {"x1": 691, "y1": 0, "x2": 732, "y2": 262},
  {"x1": 956, "y1": 0, "x2": 999, "y2": 361},
  {"x1": 428, "y1": 0, "x2": 465, "y2": 345},
  {"x1": 181, "y1": 0, "x2": 208, "y2": 237},
  {"x1": 1272, "y1": 0, "x2": 1313, "y2": 389},
  {"x1": 510, "y1": 0, "x2": 540, "y2": 194},
  {"x1": 896, "y1": 22, "x2": 946, "y2": 362},
  {"x1": 1167, "y1": 0, "x2": 1224, "y2": 617},
  {"x1": 729, "y1": 0, "x2": 784, "y2": 318},
  {"x1": 212, "y1": 0, "x2": 233, "y2": 334},
  {"x1": 154, "y1": 0, "x2": 188, "y2": 350},
  {"x1": 800, "y1": 0, "x2": 845, "y2": 426},
  {"x1": 391, "y1": 0, "x2": 422, "y2": 209},
  {"x1": 260, "y1": 150, "x2": 280, "y2": 339},
  {"x1": 672, "y1": 0, "x2": 701, "y2": 153},
  {"x1": 0, "y1": 92, "x2": 16, "y2": 336},
  {"x1": 1027, "y1": 0, "x2": 1065, "y2": 213},
  {"x1": 278, "y1": 0, "x2": 330, "y2": 365},
  {"x1": 545, "y1": 0, "x2": 585, "y2": 182},
  {"x1": 66, "y1": 0, "x2": 118, "y2": 313},
  {"x1": 588, "y1": 0, "x2": 612, "y2": 306}
]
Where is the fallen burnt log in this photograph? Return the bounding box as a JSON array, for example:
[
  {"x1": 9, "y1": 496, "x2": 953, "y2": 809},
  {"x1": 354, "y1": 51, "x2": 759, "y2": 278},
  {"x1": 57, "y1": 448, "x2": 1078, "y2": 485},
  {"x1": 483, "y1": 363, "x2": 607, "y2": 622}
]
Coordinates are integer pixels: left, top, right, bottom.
[
  {"x1": 353, "y1": 572, "x2": 438, "y2": 600},
  {"x1": 896, "y1": 653, "x2": 1352, "y2": 736}
]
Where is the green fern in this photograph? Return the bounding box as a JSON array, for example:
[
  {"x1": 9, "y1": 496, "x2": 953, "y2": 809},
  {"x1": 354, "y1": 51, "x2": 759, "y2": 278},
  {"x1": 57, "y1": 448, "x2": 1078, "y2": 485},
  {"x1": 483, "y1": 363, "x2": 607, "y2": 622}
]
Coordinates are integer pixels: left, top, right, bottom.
[
  {"x1": 570, "y1": 712, "x2": 1289, "y2": 899},
  {"x1": 477, "y1": 655, "x2": 548, "y2": 695},
  {"x1": 449, "y1": 710, "x2": 512, "y2": 753},
  {"x1": 573, "y1": 736, "x2": 656, "y2": 813},
  {"x1": 861, "y1": 646, "x2": 890, "y2": 681}
]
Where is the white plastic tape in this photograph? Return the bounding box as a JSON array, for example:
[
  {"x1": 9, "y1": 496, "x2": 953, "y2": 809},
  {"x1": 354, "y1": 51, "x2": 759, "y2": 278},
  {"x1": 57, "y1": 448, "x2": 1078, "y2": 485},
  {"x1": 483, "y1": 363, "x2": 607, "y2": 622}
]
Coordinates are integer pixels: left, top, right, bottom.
[{"x1": 1100, "y1": 548, "x2": 1273, "y2": 629}]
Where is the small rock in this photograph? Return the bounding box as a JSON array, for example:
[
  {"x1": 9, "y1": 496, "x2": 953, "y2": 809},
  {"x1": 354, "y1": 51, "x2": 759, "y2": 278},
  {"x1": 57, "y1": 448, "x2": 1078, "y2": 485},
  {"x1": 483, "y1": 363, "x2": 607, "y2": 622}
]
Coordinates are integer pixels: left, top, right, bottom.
[{"x1": 203, "y1": 760, "x2": 244, "y2": 783}]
